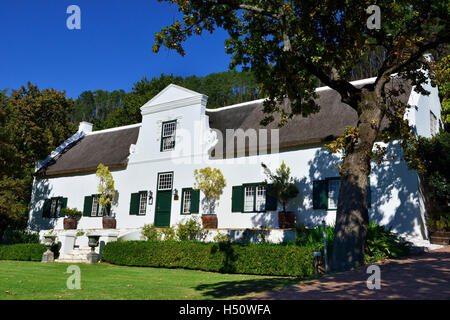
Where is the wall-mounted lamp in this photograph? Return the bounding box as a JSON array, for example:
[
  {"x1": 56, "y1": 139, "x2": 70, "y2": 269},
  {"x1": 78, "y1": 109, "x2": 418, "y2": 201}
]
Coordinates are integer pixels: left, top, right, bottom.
[
  {"x1": 173, "y1": 189, "x2": 179, "y2": 201},
  {"x1": 148, "y1": 190, "x2": 153, "y2": 205}
]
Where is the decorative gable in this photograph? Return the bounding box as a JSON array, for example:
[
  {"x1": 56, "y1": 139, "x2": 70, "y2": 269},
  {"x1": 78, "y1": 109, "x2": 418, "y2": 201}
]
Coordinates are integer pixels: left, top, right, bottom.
[{"x1": 140, "y1": 84, "x2": 208, "y2": 115}]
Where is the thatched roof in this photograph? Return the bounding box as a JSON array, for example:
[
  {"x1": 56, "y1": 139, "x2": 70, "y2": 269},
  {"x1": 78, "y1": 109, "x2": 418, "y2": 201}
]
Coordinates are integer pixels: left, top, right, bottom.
[
  {"x1": 36, "y1": 126, "x2": 140, "y2": 177},
  {"x1": 207, "y1": 78, "x2": 412, "y2": 157},
  {"x1": 37, "y1": 78, "x2": 412, "y2": 176}
]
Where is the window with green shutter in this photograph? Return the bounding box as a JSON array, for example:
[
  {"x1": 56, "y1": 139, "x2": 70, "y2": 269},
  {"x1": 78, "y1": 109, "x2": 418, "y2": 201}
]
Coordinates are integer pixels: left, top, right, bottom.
[
  {"x1": 312, "y1": 177, "x2": 372, "y2": 210},
  {"x1": 313, "y1": 180, "x2": 328, "y2": 209},
  {"x1": 42, "y1": 199, "x2": 52, "y2": 218},
  {"x1": 190, "y1": 189, "x2": 200, "y2": 213},
  {"x1": 129, "y1": 192, "x2": 140, "y2": 215},
  {"x1": 265, "y1": 184, "x2": 278, "y2": 211},
  {"x1": 83, "y1": 196, "x2": 93, "y2": 217},
  {"x1": 231, "y1": 186, "x2": 244, "y2": 212},
  {"x1": 232, "y1": 183, "x2": 267, "y2": 213},
  {"x1": 59, "y1": 197, "x2": 68, "y2": 217},
  {"x1": 180, "y1": 188, "x2": 200, "y2": 214}
]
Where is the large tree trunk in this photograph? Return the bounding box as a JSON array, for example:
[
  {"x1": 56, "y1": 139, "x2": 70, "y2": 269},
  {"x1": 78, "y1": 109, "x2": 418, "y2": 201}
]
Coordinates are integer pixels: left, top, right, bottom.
[{"x1": 331, "y1": 89, "x2": 382, "y2": 272}]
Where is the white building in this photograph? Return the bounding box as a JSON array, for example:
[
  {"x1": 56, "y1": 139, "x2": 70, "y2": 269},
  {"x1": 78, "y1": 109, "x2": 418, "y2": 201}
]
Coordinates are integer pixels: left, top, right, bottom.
[{"x1": 28, "y1": 76, "x2": 442, "y2": 254}]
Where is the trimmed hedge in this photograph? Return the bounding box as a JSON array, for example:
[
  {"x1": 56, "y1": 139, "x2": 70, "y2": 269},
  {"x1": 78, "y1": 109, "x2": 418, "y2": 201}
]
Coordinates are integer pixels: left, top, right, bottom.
[
  {"x1": 0, "y1": 244, "x2": 46, "y2": 261},
  {"x1": 102, "y1": 241, "x2": 321, "y2": 277}
]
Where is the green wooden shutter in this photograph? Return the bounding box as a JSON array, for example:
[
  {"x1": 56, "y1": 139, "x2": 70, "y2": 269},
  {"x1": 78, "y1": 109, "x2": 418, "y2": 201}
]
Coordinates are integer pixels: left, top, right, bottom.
[
  {"x1": 190, "y1": 189, "x2": 200, "y2": 213},
  {"x1": 42, "y1": 199, "x2": 51, "y2": 218},
  {"x1": 265, "y1": 184, "x2": 278, "y2": 211},
  {"x1": 59, "y1": 197, "x2": 68, "y2": 217},
  {"x1": 231, "y1": 186, "x2": 244, "y2": 212},
  {"x1": 313, "y1": 180, "x2": 328, "y2": 209},
  {"x1": 367, "y1": 177, "x2": 371, "y2": 208},
  {"x1": 83, "y1": 196, "x2": 93, "y2": 217},
  {"x1": 130, "y1": 192, "x2": 140, "y2": 215}
]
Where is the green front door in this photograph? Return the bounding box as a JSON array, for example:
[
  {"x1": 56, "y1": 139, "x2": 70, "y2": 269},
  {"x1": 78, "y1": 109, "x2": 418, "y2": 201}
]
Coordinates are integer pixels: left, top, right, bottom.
[{"x1": 154, "y1": 172, "x2": 173, "y2": 228}]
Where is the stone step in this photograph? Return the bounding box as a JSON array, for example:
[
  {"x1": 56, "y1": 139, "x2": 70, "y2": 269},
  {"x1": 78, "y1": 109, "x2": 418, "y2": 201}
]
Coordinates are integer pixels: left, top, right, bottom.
[{"x1": 55, "y1": 258, "x2": 87, "y2": 263}]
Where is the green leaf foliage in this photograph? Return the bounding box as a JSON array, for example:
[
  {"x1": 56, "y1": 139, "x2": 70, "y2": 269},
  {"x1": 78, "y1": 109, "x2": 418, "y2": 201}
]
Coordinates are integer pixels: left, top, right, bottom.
[
  {"x1": 102, "y1": 240, "x2": 320, "y2": 277},
  {"x1": 0, "y1": 243, "x2": 46, "y2": 261}
]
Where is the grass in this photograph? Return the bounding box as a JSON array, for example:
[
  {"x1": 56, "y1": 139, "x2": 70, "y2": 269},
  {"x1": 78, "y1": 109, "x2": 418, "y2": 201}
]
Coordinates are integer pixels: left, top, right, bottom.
[{"x1": 0, "y1": 260, "x2": 305, "y2": 300}]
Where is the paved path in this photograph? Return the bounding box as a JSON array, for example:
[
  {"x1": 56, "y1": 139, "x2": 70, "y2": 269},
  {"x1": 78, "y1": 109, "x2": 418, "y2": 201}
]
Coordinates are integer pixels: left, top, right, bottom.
[{"x1": 252, "y1": 246, "x2": 450, "y2": 300}]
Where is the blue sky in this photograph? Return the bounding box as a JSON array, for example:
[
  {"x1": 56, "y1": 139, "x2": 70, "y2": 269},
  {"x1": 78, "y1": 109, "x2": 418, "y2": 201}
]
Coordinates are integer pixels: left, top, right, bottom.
[{"x1": 0, "y1": 0, "x2": 231, "y2": 98}]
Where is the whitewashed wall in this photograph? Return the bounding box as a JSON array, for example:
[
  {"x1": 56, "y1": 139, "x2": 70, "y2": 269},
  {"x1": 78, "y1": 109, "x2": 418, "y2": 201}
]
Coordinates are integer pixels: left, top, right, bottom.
[{"x1": 28, "y1": 80, "x2": 442, "y2": 241}]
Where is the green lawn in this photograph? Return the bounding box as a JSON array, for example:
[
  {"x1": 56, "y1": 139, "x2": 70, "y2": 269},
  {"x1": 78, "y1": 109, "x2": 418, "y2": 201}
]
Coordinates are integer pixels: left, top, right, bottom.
[{"x1": 0, "y1": 260, "x2": 304, "y2": 300}]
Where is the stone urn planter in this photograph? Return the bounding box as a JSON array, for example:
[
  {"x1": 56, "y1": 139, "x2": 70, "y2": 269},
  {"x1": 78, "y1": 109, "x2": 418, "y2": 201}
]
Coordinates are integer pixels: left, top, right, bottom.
[
  {"x1": 278, "y1": 211, "x2": 296, "y2": 229},
  {"x1": 201, "y1": 214, "x2": 218, "y2": 229},
  {"x1": 41, "y1": 235, "x2": 56, "y2": 263},
  {"x1": 87, "y1": 235, "x2": 100, "y2": 263},
  {"x1": 63, "y1": 218, "x2": 78, "y2": 230},
  {"x1": 430, "y1": 231, "x2": 450, "y2": 245},
  {"x1": 102, "y1": 216, "x2": 116, "y2": 229}
]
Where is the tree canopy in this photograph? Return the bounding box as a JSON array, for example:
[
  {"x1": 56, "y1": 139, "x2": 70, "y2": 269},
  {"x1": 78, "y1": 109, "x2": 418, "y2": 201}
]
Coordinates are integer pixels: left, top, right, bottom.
[
  {"x1": 153, "y1": 0, "x2": 449, "y2": 271},
  {"x1": 0, "y1": 83, "x2": 75, "y2": 236}
]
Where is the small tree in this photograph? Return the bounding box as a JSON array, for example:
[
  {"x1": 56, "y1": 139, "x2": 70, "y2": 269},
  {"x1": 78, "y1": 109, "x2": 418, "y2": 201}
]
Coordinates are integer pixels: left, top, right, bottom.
[
  {"x1": 193, "y1": 167, "x2": 226, "y2": 215},
  {"x1": 262, "y1": 161, "x2": 299, "y2": 212},
  {"x1": 96, "y1": 163, "x2": 116, "y2": 217}
]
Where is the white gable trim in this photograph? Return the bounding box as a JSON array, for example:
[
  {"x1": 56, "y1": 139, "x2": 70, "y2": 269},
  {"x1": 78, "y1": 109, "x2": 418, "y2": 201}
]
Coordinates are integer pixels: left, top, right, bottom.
[{"x1": 87, "y1": 123, "x2": 142, "y2": 136}]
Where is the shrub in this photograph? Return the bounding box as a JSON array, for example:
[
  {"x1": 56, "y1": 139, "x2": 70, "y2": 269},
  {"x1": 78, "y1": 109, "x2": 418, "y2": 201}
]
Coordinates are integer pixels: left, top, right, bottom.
[
  {"x1": 176, "y1": 216, "x2": 207, "y2": 241},
  {"x1": 0, "y1": 243, "x2": 46, "y2": 261},
  {"x1": 142, "y1": 224, "x2": 161, "y2": 241},
  {"x1": 364, "y1": 221, "x2": 410, "y2": 263},
  {"x1": 295, "y1": 222, "x2": 409, "y2": 264},
  {"x1": 102, "y1": 240, "x2": 320, "y2": 277},
  {"x1": 161, "y1": 227, "x2": 177, "y2": 241},
  {"x1": 213, "y1": 232, "x2": 230, "y2": 243},
  {"x1": 1, "y1": 229, "x2": 40, "y2": 245},
  {"x1": 61, "y1": 207, "x2": 82, "y2": 220}
]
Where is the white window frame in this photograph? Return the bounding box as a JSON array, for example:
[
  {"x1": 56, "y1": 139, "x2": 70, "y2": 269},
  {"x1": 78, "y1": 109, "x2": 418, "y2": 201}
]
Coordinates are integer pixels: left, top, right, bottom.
[
  {"x1": 327, "y1": 179, "x2": 340, "y2": 210},
  {"x1": 244, "y1": 186, "x2": 255, "y2": 212},
  {"x1": 182, "y1": 189, "x2": 192, "y2": 214},
  {"x1": 255, "y1": 185, "x2": 266, "y2": 212},
  {"x1": 91, "y1": 196, "x2": 99, "y2": 217},
  {"x1": 158, "y1": 172, "x2": 173, "y2": 191},
  {"x1": 139, "y1": 192, "x2": 148, "y2": 215},
  {"x1": 161, "y1": 121, "x2": 176, "y2": 151}
]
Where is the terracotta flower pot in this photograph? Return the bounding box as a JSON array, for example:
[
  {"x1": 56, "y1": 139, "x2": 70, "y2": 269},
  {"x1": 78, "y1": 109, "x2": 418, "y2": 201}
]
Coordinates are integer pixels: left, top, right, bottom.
[
  {"x1": 63, "y1": 218, "x2": 78, "y2": 230},
  {"x1": 201, "y1": 214, "x2": 218, "y2": 229},
  {"x1": 102, "y1": 216, "x2": 116, "y2": 229},
  {"x1": 278, "y1": 211, "x2": 296, "y2": 229}
]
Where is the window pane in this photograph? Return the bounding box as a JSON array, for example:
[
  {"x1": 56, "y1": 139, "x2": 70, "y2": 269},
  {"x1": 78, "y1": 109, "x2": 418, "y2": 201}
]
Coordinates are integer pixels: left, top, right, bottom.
[
  {"x1": 244, "y1": 186, "x2": 254, "y2": 212},
  {"x1": 328, "y1": 180, "x2": 340, "y2": 210},
  {"x1": 139, "y1": 192, "x2": 147, "y2": 214},
  {"x1": 50, "y1": 199, "x2": 58, "y2": 217},
  {"x1": 162, "y1": 121, "x2": 176, "y2": 137},
  {"x1": 158, "y1": 173, "x2": 173, "y2": 191},
  {"x1": 91, "y1": 196, "x2": 98, "y2": 216},
  {"x1": 182, "y1": 190, "x2": 191, "y2": 214},
  {"x1": 255, "y1": 186, "x2": 266, "y2": 211},
  {"x1": 162, "y1": 121, "x2": 176, "y2": 151}
]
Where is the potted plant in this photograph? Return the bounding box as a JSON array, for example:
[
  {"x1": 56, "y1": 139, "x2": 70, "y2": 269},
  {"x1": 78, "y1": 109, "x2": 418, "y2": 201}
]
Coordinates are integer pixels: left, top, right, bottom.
[
  {"x1": 193, "y1": 167, "x2": 226, "y2": 229},
  {"x1": 429, "y1": 213, "x2": 450, "y2": 245},
  {"x1": 96, "y1": 163, "x2": 117, "y2": 229},
  {"x1": 62, "y1": 207, "x2": 82, "y2": 230},
  {"x1": 262, "y1": 161, "x2": 300, "y2": 229}
]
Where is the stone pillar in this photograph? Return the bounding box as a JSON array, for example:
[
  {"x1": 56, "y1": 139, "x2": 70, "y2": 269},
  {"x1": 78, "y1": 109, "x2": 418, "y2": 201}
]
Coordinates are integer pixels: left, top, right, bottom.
[{"x1": 58, "y1": 230, "x2": 77, "y2": 259}]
